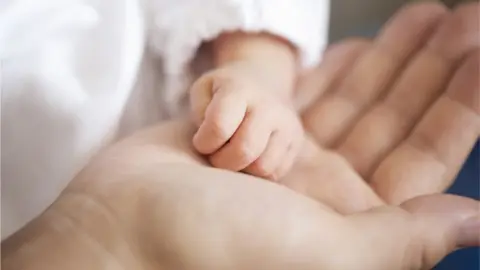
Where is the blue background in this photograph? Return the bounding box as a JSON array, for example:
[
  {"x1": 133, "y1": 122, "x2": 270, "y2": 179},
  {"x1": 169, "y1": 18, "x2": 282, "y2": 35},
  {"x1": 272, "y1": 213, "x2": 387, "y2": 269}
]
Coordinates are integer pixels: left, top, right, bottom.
[{"x1": 436, "y1": 142, "x2": 479, "y2": 269}]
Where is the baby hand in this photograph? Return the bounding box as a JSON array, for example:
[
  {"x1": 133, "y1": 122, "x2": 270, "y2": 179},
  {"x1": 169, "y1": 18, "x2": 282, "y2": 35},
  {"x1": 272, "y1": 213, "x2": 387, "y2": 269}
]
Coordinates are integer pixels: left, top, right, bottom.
[{"x1": 190, "y1": 62, "x2": 304, "y2": 180}]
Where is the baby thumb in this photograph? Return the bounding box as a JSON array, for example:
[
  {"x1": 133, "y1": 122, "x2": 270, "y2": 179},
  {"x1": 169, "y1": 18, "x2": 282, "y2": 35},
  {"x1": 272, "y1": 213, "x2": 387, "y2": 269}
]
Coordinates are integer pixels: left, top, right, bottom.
[{"x1": 346, "y1": 194, "x2": 479, "y2": 270}]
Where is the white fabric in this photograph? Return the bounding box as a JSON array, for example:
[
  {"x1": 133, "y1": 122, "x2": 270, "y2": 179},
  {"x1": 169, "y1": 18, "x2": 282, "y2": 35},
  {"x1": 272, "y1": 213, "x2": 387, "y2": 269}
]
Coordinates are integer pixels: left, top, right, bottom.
[
  {"x1": 146, "y1": 0, "x2": 330, "y2": 115},
  {"x1": 1, "y1": 0, "x2": 146, "y2": 239},
  {"x1": 0, "y1": 0, "x2": 329, "y2": 239}
]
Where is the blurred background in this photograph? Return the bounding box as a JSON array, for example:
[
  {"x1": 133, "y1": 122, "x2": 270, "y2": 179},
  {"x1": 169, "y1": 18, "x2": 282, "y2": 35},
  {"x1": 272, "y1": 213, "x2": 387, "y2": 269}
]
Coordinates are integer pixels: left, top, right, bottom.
[
  {"x1": 329, "y1": 0, "x2": 477, "y2": 42},
  {"x1": 327, "y1": 0, "x2": 479, "y2": 269}
]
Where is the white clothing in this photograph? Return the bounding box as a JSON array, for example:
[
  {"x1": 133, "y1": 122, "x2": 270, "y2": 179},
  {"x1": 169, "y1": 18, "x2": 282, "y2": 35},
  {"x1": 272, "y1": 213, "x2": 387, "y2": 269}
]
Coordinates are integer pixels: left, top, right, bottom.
[{"x1": 0, "y1": 0, "x2": 330, "y2": 239}]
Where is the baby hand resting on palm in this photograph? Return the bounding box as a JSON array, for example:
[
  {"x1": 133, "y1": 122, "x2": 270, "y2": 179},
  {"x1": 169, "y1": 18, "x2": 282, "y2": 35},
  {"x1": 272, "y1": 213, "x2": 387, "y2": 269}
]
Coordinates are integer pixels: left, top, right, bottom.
[{"x1": 190, "y1": 32, "x2": 305, "y2": 180}]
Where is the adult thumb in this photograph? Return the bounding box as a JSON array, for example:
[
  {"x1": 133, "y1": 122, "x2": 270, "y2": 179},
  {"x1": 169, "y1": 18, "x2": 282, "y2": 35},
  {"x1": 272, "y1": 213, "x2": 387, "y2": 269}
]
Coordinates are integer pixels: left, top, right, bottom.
[{"x1": 346, "y1": 194, "x2": 479, "y2": 270}]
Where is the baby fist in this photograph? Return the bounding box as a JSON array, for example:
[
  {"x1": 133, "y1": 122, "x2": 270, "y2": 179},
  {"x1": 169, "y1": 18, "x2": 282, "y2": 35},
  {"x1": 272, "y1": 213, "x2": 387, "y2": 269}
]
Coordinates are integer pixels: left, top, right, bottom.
[{"x1": 190, "y1": 63, "x2": 304, "y2": 180}]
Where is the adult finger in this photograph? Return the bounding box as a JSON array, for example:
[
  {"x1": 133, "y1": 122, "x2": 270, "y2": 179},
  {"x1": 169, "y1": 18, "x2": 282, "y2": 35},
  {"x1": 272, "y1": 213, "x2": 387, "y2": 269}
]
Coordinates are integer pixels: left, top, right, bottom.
[
  {"x1": 371, "y1": 50, "x2": 480, "y2": 204},
  {"x1": 337, "y1": 2, "x2": 479, "y2": 177},
  {"x1": 281, "y1": 137, "x2": 384, "y2": 215},
  {"x1": 297, "y1": 38, "x2": 370, "y2": 112},
  {"x1": 345, "y1": 194, "x2": 479, "y2": 270},
  {"x1": 304, "y1": 2, "x2": 447, "y2": 147}
]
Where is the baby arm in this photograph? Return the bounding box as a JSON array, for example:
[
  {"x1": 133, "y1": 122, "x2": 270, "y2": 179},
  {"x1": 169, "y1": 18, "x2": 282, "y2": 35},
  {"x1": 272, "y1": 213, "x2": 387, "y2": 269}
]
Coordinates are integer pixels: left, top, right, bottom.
[
  {"x1": 190, "y1": 31, "x2": 303, "y2": 180},
  {"x1": 146, "y1": 0, "x2": 330, "y2": 179}
]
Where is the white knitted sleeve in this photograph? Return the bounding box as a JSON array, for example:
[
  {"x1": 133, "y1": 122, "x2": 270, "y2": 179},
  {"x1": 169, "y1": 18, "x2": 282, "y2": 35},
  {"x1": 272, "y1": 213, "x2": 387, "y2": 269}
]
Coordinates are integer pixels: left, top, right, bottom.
[{"x1": 145, "y1": 0, "x2": 330, "y2": 115}]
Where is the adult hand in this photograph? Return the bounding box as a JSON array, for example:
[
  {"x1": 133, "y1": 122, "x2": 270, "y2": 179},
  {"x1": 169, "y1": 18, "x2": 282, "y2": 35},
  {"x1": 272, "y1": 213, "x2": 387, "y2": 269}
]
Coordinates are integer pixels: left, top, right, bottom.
[
  {"x1": 2, "y1": 2, "x2": 479, "y2": 270},
  {"x1": 293, "y1": 1, "x2": 479, "y2": 213},
  {"x1": 4, "y1": 121, "x2": 478, "y2": 270}
]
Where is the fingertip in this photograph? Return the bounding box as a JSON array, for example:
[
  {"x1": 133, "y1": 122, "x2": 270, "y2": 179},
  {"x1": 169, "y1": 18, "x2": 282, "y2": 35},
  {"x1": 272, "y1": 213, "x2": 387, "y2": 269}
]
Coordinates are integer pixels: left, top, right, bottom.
[
  {"x1": 458, "y1": 215, "x2": 480, "y2": 247},
  {"x1": 427, "y1": 1, "x2": 479, "y2": 61},
  {"x1": 401, "y1": 195, "x2": 480, "y2": 248},
  {"x1": 377, "y1": 1, "x2": 447, "y2": 56}
]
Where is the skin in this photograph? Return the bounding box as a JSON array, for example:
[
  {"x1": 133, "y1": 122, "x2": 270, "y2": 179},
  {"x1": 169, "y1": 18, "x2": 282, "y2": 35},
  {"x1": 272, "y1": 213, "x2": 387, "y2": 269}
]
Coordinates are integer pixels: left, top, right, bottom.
[
  {"x1": 2, "y1": 2, "x2": 479, "y2": 270},
  {"x1": 299, "y1": 1, "x2": 480, "y2": 209},
  {"x1": 190, "y1": 31, "x2": 303, "y2": 180}
]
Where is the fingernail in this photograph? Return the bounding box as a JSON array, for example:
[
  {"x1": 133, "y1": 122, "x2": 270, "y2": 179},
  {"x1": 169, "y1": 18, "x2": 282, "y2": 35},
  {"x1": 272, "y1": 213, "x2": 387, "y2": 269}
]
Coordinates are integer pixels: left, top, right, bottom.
[{"x1": 457, "y1": 215, "x2": 480, "y2": 247}]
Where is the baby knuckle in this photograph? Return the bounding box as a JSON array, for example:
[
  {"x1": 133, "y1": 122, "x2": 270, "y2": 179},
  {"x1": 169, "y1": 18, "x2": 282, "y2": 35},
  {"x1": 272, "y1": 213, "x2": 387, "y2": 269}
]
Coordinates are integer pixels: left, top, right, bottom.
[{"x1": 237, "y1": 142, "x2": 261, "y2": 164}]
